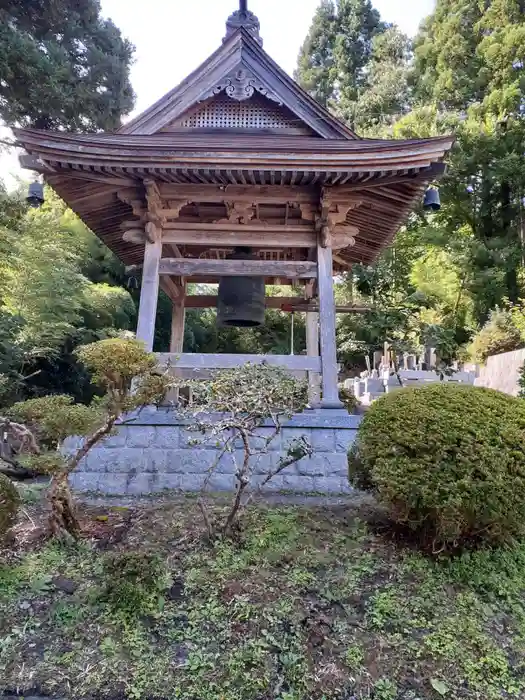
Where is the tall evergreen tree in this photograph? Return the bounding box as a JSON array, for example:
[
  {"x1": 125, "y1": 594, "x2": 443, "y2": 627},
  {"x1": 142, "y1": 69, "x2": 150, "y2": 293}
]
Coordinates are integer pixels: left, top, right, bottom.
[
  {"x1": 333, "y1": 0, "x2": 385, "y2": 126},
  {"x1": 354, "y1": 26, "x2": 412, "y2": 133},
  {"x1": 295, "y1": 0, "x2": 337, "y2": 107},
  {"x1": 296, "y1": 0, "x2": 385, "y2": 127},
  {"x1": 0, "y1": 0, "x2": 135, "y2": 130},
  {"x1": 410, "y1": 0, "x2": 525, "y2": 316},
  {"x1": 412, "y1": 0, "x2": 484, "y2": 110}
]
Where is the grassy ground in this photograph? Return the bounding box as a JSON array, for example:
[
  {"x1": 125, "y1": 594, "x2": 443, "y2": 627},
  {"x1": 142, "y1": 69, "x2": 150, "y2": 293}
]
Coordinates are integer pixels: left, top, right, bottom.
[{"x1": 1, "y1": 489, "x2": 525, "y2": 700}]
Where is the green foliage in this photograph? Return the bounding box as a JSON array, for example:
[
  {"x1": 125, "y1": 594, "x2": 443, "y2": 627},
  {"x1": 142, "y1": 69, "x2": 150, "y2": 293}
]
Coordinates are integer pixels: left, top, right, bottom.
[
  {"x1": 469, "y1": 307, "x2": 523, "y2": 362},
  {"x1": 8, "y1": 394, "x2": 101, "y2": 446},
  {"x1": 189, "y1": 363, "x2": 307, "y2": 420},
  {"x1": 441, "y1": 539, "x2": 525, "y2": 613},
  {"x1": 0, "y1": 0, "x2": 134, "y2": 130},
  {"x1": 373, "y1": 679, "x2": 398, "y2": 700},
  {"x1": 339, "y1": 388, "x2": 358, "y2": 413},
  {"x1": 99, "y1": 551, "x2": 170, "y2": 619},
  {"x1": 518, "y1": 361, "x2": 525, "y2": 398},
  {"x1": 77, "y1": 338, "x2": 170, "y2": 415},
  {"x1": 3, "y1": 502, "x2": 525, "y2": 699},
  {"x1": 410, "y1": 0, "x2": 525, "y2": 320},
  {"x1": 180, "y1": 364, "x2": 310, "y2": 537},
  {"x1": 298, "y1": 0, "x2": 525, "y2": 361},
  {"x1": 77, "y1": 338, "x2": 156, "y2": 390},
  {"x1": 0, "y1": 473, "x2": 19, "y2": 539},
  {"x1": 296, "y1": 0, "x2": 386, "y2": 128},
  {"x1": 353, "y1": 26, "x2": 412, "y2": 133},
  {"x1": 349, "y1": 383, "x2": 525, "y2": 548},
  {"x1": 18, "y1": 451, "x2": 67, "y2": 477},
  {"x1": 5, "y1": 340, "x2": 171, "y2": 538},
  {"x1": 0, "y1": 187, "x2": 135, "y2": 406},
  {"x1": 294, "y1": 0, "x2": 337, "y2": 107},
  {"x1": 80, "y1": 283, "x2": 136, "y2": 338}
]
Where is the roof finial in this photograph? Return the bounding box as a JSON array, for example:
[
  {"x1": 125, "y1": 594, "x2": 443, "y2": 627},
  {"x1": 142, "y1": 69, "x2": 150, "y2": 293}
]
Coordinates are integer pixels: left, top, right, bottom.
[{"x1": 224, "y1": 1, "x2": 262, "y2": 45}]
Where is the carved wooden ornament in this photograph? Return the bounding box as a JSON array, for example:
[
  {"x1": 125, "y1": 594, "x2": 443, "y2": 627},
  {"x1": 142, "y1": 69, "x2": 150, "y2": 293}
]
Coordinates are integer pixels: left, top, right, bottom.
[
  {"x1": 301, "y1": 199, "x2": 361, "y2": 249},
  {"x1": 200, "y1": 69, "x2": 283, "y2": 104},
  {"x1": 217, "y1": 200, "x2": 257, "y2": 225}
]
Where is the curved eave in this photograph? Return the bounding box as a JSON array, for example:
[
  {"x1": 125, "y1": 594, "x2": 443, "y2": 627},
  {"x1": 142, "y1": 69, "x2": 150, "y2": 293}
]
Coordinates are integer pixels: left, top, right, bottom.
[
  {"x1": 14, "y1": 130, "x2": 454, "y2": 173},
  {"x1": 14, "y1": 128, "x2": 454, "y2": 269}
]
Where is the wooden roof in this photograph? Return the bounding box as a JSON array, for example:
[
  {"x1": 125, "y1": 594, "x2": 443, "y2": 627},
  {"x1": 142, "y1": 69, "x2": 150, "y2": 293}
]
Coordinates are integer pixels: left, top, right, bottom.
[
  {"x1": 14, "y1": 9, "x2": 454, "y2": 273},
  {"x1": 118, "y1": 28, "x2": 357, "y2": 139}
]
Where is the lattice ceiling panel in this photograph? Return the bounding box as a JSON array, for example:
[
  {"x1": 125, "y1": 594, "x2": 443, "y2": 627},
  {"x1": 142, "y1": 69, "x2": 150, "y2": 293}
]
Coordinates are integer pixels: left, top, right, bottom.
[{"x1": 171, "y1": 95, "x2": 313, "y2": 133}]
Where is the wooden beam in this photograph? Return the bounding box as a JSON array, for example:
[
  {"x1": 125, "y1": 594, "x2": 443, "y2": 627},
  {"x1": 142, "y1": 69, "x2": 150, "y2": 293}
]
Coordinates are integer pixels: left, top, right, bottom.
[
  {"x1": 333, "y1": 253, "x2": 352, "y2": 268},
  {"x1": 136, "y1": 238, "x2": 162, "y2": 352},
  {"x1": 157, "y1": 353, "x2": 322, "y2": 373},
  {"x1": 161, "y1": 229, "x2": 316, "y2": 248},
  {"x1": 158, "y1": 184, "x2": 318, "y2": 204},
  {"x1": 159, "y1": 258, "x2": 317, "y2": 279},
  {"x1": 317, "y1": 242, "x2": 344, "y2": 408},
  {"x1": 184, "y1": 277, "x2": 307, "y2": 285},
  {"x1": 160, "y1": 276, "x2": 184, "y2": 302},
  {"x1": 183, "y1": 295, "x2": 368, "y2": 312},
  {"x1": 161, "y1": 222, "x2": 313, "y2": 233}
]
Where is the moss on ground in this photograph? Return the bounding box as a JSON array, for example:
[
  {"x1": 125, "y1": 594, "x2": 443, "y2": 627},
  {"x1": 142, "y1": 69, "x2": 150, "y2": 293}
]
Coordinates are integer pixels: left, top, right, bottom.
[{"x1": 1, "y1": 498, "x2": 525, "y2": 699}]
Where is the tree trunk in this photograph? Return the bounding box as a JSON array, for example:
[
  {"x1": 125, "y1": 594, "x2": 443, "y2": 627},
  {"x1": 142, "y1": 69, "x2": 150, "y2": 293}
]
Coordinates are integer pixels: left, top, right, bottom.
[
  {"x1": 48, "y1": 471, "x2": 80, "y2": 539},
  {"x1": 501, "y1": 180, "x2": 519, "y2": 303}
]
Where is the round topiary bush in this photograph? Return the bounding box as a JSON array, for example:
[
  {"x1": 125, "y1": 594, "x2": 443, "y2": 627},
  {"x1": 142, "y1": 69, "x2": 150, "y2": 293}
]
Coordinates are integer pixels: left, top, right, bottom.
[
  {"x1": 348, "y1": 384, "x2": 525, "y2": 549},
  {"x1": 0, "y1": 473, "x2": 20, "y2": 540}
]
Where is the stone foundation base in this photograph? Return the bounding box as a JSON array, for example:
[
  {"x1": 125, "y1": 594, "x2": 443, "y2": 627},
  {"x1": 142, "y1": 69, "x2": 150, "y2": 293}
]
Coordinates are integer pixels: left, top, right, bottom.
[{"x1": 67, "y1": 408, "x2": 361, "y2": 496}]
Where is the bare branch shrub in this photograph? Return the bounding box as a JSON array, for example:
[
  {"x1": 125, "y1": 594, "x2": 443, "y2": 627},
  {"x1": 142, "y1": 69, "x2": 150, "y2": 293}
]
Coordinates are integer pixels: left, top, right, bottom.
[{"x1": 176, "y1": 363, "x2": 311, "y2": 538}]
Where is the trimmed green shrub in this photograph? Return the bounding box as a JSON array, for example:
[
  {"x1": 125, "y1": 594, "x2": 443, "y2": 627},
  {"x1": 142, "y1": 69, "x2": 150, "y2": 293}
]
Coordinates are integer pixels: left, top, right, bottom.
[
  {"x1": 469, "y1": 308, "x2": 522, "y2": 363},
  {"x1": 349, "y1": 384, "x2": 525, "y2": 549},
  {"x1": 340, "y1": 388, "x2": 358, "y2": 414},
  {"x1": 0, "y1": 473, "x2": 20, "y2": 540},
  {"x1": 518, "y1": 361, "x2": 525, "y2": 398},
  {"x1": 99, "y1": 551, "x2": 170, "y2": 618}
]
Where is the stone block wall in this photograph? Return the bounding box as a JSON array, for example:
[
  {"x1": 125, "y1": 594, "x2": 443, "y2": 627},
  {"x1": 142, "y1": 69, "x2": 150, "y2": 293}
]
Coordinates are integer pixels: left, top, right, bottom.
[
  {"x1": 475, "y1": 348, "x2": 525, "y2": 397},
  {"x1": 67, "y1": 408, "x2": 361, "y2": 496}
]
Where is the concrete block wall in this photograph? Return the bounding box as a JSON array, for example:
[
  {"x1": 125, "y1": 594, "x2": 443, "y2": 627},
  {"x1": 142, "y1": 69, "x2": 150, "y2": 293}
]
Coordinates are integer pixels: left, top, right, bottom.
[{"x1": 67, "y1": 408, "x2": 361, "y2": 496}]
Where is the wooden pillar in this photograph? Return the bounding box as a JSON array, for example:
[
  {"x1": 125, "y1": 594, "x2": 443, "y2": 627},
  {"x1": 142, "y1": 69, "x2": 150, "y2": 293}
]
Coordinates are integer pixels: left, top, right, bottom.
[
  {"x1": 136, "y1": 237, "x2": 162, "y2": 351},
  {"x1": 306, "y1": 311, "x2": 321, "y2": 406},
  {"x1": 317, "y1": 243, "x2": 343, "y2": 408},
  {"x1": 166, "y1": 284, "x2": 186, "y2": 406},
  {"x1": 169, "y1": 295, "x2": 186, "y2": 353}
]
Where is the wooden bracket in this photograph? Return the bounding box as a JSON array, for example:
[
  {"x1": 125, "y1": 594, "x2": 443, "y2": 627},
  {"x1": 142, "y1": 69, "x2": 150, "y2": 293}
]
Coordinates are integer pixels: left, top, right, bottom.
[
  {"x1": 217, "y1": 201, "x2": 258, "y2": 225},
  {"x1": 316, "y1": 192, "x2": 362, "y2": 248},
  {"x1": 117, "y1": 189, "x2": 145, "y2": 217},
  {"x1": 120, "y1": 179, "x2": 171, "y2": 244},
  {"x1": 166, "y1": 199, "x2": 190, "y2": 218},
  {"x1": 122, "y1": 228, "x2": 146, "y2": 244}
]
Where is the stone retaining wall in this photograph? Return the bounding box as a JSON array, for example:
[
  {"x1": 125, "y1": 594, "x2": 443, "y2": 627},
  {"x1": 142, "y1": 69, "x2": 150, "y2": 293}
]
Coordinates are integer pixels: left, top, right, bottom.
[
  {"x1": 474, "y1": 348, "x2": 525, "y2": 397},
  {"x1": 67, "y1": 408, "x2": 361, "y2": 496}
]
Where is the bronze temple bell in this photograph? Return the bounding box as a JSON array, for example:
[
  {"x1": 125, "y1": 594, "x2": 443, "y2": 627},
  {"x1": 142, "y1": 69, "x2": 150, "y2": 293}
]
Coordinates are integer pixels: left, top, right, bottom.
[{"x1": 217, "y1": 247, "x2": 265, "y2": 327}]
